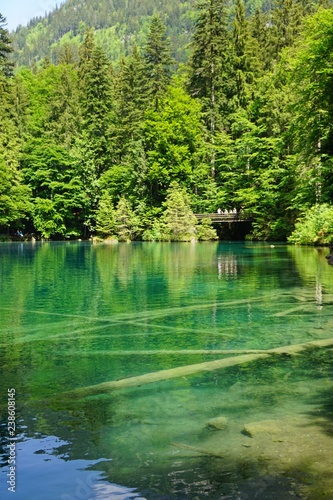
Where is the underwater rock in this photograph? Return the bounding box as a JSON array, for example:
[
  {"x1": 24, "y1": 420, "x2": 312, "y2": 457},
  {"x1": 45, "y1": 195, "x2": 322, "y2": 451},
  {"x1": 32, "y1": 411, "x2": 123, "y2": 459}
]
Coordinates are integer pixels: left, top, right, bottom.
[
  {"x1": 206, "y1": 416, "x2": 228, "y2": 430},
  {"x1": 243, "y1": 419, "x2": 281, "y2": 438}
]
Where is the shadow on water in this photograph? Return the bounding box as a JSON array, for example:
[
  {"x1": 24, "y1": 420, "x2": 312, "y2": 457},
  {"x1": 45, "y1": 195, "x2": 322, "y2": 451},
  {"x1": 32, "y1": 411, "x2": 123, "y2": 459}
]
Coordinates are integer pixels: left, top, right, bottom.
[
  {"x1": 304, "y1": 348, "x2": 333, "y2": 437},
  {"x1": 111, "y1": 457, "x2": 305, "y2": 500}
]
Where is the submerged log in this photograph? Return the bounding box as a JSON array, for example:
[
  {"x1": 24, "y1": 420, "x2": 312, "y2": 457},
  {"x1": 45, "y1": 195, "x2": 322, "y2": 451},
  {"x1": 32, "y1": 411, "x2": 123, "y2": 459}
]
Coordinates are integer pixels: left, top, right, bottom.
[
  {"x1": 268, "y1": 336, "x2": 333, "y2": 354},
  {"x1": 273, "y1": 305, "x2": 309, "y2": 316},
  {"x1": 60, "y1": 337, "x2": 333, "y2": 400},
  {"x1": 63, "y1": 349, "x2": 269, "y2": 356}
]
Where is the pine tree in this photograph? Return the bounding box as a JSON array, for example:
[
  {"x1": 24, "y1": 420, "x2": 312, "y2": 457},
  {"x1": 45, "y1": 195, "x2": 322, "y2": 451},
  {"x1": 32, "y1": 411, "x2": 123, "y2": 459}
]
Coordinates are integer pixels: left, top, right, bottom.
[
  {"x1": 267, "y1": 0, "x2": 306, "y2": 64},
  {"x1": 57, "y1": 43, "x2": 78, "y2": 65},
  {"x1": 77, "y1": 26, "x2": 114, "y2": 230},
  {"x1": 250, "y1": 9, "x2": 270, "y2": 71},
  {"x1": 114, "y1": 197, "x2": 140, "y2": 241},
  {"x1": 79, "y1": 41, "x2": 113, "y2": 156},
  {"x1": 159, "y1": 182, "x2": 197, "y2": 241},
  {"x1": 196, "y1": 217, "x2": 218, "y2": 240},
  {"x1": 232, "y1": 0, "x2": 250, "y2": 108},
  {"x1": 0, "y1": 14, "x2": 14, "y2": 77},
  {"x1": 114, "y1": 45, "x2": 148, "y2": 153},
  {"x1": 95, "y1": 191, "x2": 116, "y2": 238},
  {"x1": 46, "y1": 63, "x2": 81, "y2": 146},
  {"x1": 78, "y1": 28, "x2": 95, "y2": 74},
  {"x1": 143, "y1": 15, "x2": 173, "y2": 110},
  {"x1": 0, "y1": 15, "x2": 31, "y2": 232},
  {"x1": 188, "y1": 0, "x2": 231, "y2": 174}
]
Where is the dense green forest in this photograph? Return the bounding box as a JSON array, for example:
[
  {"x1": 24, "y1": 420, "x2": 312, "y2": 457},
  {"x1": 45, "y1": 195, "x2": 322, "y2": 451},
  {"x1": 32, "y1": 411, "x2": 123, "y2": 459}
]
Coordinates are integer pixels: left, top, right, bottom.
[{"x1": 1, "y1": 0, "x2": 333, "y2": 243}]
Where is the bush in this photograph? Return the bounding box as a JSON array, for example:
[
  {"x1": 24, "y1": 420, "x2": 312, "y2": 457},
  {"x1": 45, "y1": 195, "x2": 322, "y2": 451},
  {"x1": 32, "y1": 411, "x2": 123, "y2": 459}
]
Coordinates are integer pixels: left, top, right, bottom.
[{"x1": 288, "y1": 204, "x2": 333, "y2": 245}]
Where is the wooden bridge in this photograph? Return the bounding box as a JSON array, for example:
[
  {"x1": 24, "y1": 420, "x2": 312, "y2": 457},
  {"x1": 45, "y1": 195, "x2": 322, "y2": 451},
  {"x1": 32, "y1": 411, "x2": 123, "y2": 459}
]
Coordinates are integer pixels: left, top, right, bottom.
[{"x1": 194, "y1": 211, "x2": 254, "y2": 223}]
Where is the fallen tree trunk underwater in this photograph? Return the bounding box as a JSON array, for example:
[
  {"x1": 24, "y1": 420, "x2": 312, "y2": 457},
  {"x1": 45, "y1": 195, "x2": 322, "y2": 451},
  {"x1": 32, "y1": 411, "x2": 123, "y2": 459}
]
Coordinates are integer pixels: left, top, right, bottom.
[{"x1": 61, "y1": 337, "x2": 333, "y2": 400}]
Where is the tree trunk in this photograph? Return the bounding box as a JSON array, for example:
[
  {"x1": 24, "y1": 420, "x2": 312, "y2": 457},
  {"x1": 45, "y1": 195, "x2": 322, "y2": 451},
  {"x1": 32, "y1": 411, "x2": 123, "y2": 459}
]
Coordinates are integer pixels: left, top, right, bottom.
[{"x1": 60, "y1": 336, "x2": 333, "y2": 400}]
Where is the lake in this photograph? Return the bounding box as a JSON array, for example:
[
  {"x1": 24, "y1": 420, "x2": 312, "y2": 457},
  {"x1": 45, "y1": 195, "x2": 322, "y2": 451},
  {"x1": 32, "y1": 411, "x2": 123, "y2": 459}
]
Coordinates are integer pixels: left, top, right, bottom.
[{"x1": 0, "y1": 241, "x2": 333, "y2": 499}]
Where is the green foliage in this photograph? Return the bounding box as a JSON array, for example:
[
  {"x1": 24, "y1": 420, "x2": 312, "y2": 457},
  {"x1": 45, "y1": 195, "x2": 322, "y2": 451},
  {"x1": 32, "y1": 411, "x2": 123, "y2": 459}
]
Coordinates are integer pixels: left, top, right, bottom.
[
  {"x1": 288, "y1": 8, "x2": 333, "y2": 162},
  {"x1": 78, "y1": 30, "x2": 114, "y2": 174},
  {"x1": 188, "y1": 0, "x2": 231, "y2": 133},
  {"x1": 159, "y1": 182, "x2": 198, "y2": 241},
  {"x1": 32, "y1": 197, "x2": 65, "y2": 239},
  {"x1": 95, "y1": 191, "x2": 116, "y2": 238},
  {"x1": 143, "y1": 15, "x2": 173, "y2": 110},
  {"x1": 114, "y1": 47, "x2": 148, "y2": 149},
  {"x1": 114, "y1": 197, "x2": 140, "y2": 242},
  {"x1": 196, "y1": 218, "x2": 218, "y2": 240},
  {"x1": 143, "y1": 81, "x2": 207, "y2": 203},
  {"x1": 269, "y1": 0, "x2": 310, "y2": 60},
  {"x1": 232, "y1": 0, "x2": 258, "y2": 109},
  {"x1": 288, "y1": 204, "x2": 333, "y2": 245},
  {"x1": 45, "y1": 63, "x2": 80, "y2": 145},
  {"x1": 0, "y1": 14, "x2": 14, "y2": 77},
  {"x1": 0, "y1": 25, "x2": 32, "y2": 230},
  {"x1": 142, "y1": 218, "x2": 166, "y2": 242},
  {"x1": 0, "y1": 154, "x2": 32, "y2": 228},
  {"x1": 22, "y1": 140, "x2": 85, "y2": 238},
  {"x1": 3, "y1": 2, "x2": 333, "y2": 242}
]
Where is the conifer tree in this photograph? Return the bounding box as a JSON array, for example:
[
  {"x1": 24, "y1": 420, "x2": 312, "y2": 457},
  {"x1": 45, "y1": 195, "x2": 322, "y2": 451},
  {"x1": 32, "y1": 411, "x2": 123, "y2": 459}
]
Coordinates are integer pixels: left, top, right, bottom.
[
  {"x1": 0, "y1": 14, "x2": 14, "y2": 77},
  {"x1": 95, "y1": 191, "x2": 116, "y2": 238},
  {"x1": 188, "y1": 0, "x2": 231, "y2": 174},
  {"x1": 159, "y1": 182, "x2": 197, "y2": 241},
  {"x1": 114, "y1": 45, "x2": 148, "y2": 153},
  {"x1": 143, "y1": 15, "x2": 173, "y2": 110},
  {"x1": 250, "y1": 9, "x2": 270, "y2": 71},
  {"x1": 78, "y1": 28, "x2": 95, "y2": 73},
  {"x1": 268, "y1": 0, "x2": 306, "y2": 64},
  {"x1": 0, "y1": 15, "x2": 31, "y2": 232},
  {"x1": 77, "y1": 28, "x2": 114, "y2": 228},
  {"x1": 196, "y1": 217, "x2": 218, "y2": 240},
  {"x1": 114, "y1": 197, "x2": 140, "y2": 241},
  {"x1": 57, "y1": 43, "x2": 78, "y2": 65},
  {"x1": 79, "y1": 37, "x2": 113, "y2": 164},
  {"x1": 232, "y1": 0, "x2": 251, "y2": 108},
  {"x1": 46, "y1": 64, "x2": 81, "y2": 146}
]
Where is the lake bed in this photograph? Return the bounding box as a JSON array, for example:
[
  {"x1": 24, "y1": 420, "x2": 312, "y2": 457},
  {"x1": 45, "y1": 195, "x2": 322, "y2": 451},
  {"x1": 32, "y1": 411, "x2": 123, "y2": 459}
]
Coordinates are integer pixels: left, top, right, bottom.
[{"x1": 0, "y1": 241, "x2": 333, "y2": 499}]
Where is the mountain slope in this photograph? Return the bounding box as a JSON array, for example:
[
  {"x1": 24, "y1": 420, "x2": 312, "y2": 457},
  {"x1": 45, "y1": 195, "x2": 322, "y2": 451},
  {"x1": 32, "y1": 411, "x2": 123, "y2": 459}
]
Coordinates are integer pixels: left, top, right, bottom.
[{"x1": 11, "y1": 0, "x2": 198, "y2": 66}]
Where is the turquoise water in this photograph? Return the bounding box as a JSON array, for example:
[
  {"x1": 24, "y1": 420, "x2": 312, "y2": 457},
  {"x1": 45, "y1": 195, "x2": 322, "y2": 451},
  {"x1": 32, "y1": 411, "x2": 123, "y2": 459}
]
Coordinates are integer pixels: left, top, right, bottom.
[{"x1": 0, "y1": 241, "x2": 333, "y2": 499}]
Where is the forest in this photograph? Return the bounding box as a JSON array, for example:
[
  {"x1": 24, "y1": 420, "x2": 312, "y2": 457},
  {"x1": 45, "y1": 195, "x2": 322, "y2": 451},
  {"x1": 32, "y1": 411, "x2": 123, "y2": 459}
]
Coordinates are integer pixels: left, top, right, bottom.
[{"x1": 1, "y1": 0, "x2": 333, "y2": 243}]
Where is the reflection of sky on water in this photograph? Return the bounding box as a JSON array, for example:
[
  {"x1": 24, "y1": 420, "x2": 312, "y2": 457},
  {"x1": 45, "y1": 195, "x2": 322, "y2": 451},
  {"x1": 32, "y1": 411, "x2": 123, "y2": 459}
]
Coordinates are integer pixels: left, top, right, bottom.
[{"x1": 0, "y1": 436, "x2": 145, "y2": 500}]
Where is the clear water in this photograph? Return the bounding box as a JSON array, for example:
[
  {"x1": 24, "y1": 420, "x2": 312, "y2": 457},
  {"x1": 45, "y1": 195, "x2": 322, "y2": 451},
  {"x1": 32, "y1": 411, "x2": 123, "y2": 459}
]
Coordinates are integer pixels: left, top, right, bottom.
[{"x1": 0, "y1": 241, "x2": 333, "y2": 499}]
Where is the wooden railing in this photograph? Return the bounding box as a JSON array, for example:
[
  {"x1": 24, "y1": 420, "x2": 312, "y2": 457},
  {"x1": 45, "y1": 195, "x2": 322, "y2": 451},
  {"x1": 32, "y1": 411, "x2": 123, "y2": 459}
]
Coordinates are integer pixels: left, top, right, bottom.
[{"x1": 194, "y1": 212, "x2": 254, "y2": 222}]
